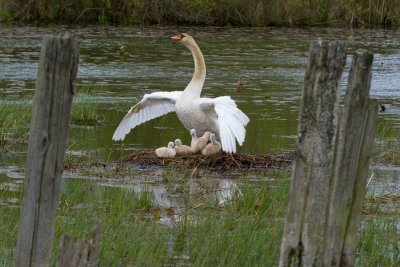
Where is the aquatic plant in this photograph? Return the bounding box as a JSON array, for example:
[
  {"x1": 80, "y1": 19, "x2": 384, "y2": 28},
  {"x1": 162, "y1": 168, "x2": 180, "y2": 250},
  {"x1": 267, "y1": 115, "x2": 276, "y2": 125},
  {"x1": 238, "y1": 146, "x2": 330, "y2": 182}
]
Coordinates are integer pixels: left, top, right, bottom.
[
  {"x1": 71, "y1": 97, "x2": 103, "y2": 125},
  {"x1": 71, "y1": 85, "x2": 105, "y2": 125}
]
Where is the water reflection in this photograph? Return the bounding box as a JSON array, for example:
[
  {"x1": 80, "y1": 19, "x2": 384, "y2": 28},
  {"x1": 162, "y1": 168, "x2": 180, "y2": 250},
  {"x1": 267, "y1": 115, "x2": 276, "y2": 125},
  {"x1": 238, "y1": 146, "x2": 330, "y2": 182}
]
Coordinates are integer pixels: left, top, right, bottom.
[{"x1": 57, "y1": 171, "x2": 245, "y2": 224}]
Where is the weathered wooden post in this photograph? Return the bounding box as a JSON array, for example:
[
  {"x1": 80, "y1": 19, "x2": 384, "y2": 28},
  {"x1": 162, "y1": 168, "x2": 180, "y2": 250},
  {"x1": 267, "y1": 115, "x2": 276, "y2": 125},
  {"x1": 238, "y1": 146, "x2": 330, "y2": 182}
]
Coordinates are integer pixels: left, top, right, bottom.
[
  {"x1": 340, "y1": 100, "x2": 377, "y2": 265},
  {"x1": 56, "y1": 222, "x2": 101, "y2": 267},
  {"x1": 323, "y1": 49, "x2": 376, "y2": 266},
  {"x1": 14, "y1": 32, "x2": 79, "y2": 267},
  {"x1": 279, "y1": 40, "x2": 347, "y2": 266},
  {"x1": 279, "y1": 43, "x2": 377, "y2": 266}
]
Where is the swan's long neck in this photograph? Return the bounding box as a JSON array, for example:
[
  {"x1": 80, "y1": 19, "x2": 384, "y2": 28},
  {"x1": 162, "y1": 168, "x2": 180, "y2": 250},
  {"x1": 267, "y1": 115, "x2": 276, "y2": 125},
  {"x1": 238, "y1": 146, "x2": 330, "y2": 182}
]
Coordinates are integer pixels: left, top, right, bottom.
[{"x1": 184, "y1": 41, "x2": 206, "y2": 98}]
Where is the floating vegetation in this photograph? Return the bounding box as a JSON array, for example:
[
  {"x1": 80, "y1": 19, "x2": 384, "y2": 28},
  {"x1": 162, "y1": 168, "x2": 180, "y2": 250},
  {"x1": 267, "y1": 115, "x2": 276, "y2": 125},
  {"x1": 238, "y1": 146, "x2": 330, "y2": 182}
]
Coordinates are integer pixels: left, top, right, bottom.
[
  {"x1": 62, "y1": 150, "x2": 292, "y2": 179},
  {"x1": 121, "y1": 151, "x2": 292, "y2": 170}
]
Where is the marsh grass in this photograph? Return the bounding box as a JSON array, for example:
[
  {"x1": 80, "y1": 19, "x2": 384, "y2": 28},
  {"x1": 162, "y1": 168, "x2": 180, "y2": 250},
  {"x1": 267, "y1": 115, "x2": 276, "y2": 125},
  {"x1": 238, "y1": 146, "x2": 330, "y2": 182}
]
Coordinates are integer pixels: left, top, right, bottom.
[
  {"x1": 53, "y1": 173, "x2": 292, "y2": 266},
  {"x1": 55, "y1": 180, "x2": 162, "y2": 265},
  {"x1": 373, "y1": 119, "x2": 400, "y2": 165},
  {"x1": 0, "y1": 101, "x2": 31, "y2": 143},
  {"x1": 1, "y1": 167, "x2": 399, "y2": 266},
  {"x1": 364, "y1": 193, "x2": 400, "y2": 215},
  {"x1": 71, "y1": 85, "x2": 104, "y2": 125},
  {"x1": 357, "y1": 217, "x2": 400, "y2": 266},
  {"x1": 0, "y1": 187, "x2": 22, "y2": 266},
  {"x1": 0, "y1": 85, "x2": 104, "y2": 147}
]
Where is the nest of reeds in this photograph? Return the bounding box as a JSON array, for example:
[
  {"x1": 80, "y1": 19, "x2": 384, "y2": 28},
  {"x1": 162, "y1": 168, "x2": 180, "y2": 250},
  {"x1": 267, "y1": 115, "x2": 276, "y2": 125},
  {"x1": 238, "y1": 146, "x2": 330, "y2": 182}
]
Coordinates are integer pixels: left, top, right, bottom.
[{"x1": 121, "y1": 151, "x2": 292, "y2": 170}]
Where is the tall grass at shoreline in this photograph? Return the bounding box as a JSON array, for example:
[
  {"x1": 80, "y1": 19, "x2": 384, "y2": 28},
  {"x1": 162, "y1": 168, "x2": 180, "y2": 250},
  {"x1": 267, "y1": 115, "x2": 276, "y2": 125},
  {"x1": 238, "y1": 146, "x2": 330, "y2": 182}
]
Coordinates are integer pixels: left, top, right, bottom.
[{"x1": 1, "y1": 0, "x2": 399, "y2": 27}]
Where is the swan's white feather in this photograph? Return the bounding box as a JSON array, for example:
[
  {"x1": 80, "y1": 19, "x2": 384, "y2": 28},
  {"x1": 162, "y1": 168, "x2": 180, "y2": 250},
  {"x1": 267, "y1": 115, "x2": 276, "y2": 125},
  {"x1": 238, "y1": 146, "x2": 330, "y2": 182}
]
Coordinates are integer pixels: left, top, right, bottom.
[
  {"x1": 199, "y1": 96, "x2": 250, "y2": 153},
  {"x1": 112, "y1": 91, "x2": 182, "y2": 141}
]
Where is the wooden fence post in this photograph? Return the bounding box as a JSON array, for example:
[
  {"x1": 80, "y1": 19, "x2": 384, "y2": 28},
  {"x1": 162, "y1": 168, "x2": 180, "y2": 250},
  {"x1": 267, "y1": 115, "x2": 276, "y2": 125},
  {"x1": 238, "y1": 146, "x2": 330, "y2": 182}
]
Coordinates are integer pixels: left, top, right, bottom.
[
  {"x1": 323, "y1": 49, "x2": 376, "y2": 266},
  {"x1": 340, "y1": 100, "x2": 377, "y2": 265},
  {"x1": 279, "y1": 40, "x2": 347, "y2": 266},
  {"x1": 279, "y1": 44, "x2": 377, "y2": 266},
  {"x1": 56, "y1": 222, "x2": 102, "y2": 267},
  {"x1": 14, "y1": 32, "x2": 79, "y2": 267}
]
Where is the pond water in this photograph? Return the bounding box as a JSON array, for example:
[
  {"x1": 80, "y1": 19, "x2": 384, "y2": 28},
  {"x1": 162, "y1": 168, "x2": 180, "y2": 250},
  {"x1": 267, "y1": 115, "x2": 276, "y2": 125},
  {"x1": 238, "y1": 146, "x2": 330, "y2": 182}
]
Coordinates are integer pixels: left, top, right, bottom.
[{"x1": 0, "y1": 25, "x2": 400, "y2": 204}]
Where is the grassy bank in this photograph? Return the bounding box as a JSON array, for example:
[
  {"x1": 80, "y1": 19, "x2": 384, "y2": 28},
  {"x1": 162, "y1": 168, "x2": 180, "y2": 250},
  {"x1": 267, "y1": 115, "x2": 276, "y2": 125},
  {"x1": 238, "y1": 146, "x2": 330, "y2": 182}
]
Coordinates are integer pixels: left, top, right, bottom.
[
  {"x1": 1, "y1": 0, "x2": 399, "y2": 27},
  {"x1": 0, "y1": 166, "x2": 399, "y2": 266}
]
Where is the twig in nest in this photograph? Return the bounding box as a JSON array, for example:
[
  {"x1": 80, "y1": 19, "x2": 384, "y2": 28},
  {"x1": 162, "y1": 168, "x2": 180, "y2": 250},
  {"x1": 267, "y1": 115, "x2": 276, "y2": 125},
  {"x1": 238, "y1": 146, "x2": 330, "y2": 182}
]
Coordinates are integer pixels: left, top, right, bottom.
[{"x1": 229, "y1": 153, "x2": 241, "y2": 168}]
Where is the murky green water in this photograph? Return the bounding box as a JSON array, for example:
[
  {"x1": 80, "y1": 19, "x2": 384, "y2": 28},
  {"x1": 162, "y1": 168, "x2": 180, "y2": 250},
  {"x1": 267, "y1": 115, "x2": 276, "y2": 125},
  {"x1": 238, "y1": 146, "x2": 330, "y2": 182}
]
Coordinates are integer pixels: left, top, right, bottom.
[{"x1": 1, "y1": 26, "x2": 400, "y2": 196}]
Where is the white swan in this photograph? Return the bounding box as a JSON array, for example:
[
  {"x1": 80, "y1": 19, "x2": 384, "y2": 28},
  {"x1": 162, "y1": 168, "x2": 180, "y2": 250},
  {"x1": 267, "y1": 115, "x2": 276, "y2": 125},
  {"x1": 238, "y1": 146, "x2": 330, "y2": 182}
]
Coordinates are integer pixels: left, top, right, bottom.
[
  {"x1": 155, "y1": 142, "x2": 176, "y2": 158},
  {"x1": 202, "y1": 133, "x2": 221, "y2": 156},
  {"x1": 174, "y1": 139, "x2": 194, "y2": 155},
  {"x1": 112, "y1": 33, "x2": 250, "y2": 153},
  {"x1": 191, "y1": 131, "x2": 212, "y2": 153}
]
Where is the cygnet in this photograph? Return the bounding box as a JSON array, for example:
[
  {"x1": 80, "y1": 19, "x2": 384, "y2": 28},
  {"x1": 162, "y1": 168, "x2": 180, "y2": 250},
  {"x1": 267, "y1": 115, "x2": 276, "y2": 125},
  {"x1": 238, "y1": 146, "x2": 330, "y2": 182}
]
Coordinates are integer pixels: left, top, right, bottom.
[
  {"x1": 174, "y1": 139, "x2": 194, "y2": 155},
  {"x1": 190, "y1": 129, "x2": 198, "y2": 148},
  {"x1": 202, "y1": 134, "x2": 222, "y2": 156},
  {"x1": 155, "y1": 142, "x2": 176, "y2": 158},
  {"x1": 191, "y1": 131, "x2": 212, "y2": 153}
]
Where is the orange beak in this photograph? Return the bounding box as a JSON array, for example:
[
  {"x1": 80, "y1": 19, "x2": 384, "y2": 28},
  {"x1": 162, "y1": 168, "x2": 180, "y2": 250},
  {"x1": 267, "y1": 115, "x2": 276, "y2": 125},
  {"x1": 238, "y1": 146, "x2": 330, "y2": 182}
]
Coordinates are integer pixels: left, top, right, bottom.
[{"x1": 171, "y1": 35, "x2": 182, "y2": 40}]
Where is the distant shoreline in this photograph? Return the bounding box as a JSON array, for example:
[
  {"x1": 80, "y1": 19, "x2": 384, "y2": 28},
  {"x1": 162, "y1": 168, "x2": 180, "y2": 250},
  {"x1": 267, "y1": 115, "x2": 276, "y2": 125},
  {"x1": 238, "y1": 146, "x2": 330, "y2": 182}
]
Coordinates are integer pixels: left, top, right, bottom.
[{"x1": 1, "y1": 0, "x2": 399, "y2": 28}]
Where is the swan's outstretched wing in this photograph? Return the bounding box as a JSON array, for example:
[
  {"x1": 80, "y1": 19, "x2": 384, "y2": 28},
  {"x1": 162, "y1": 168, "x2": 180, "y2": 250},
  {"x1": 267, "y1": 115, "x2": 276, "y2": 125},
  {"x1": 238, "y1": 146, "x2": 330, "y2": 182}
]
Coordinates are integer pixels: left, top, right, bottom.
[
  {"x1": 113, "y1": 91, "x2": 182, "y2": 141},
  {"x1": 199, "y1": 96, "x2": 250, "y2": 153}
]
